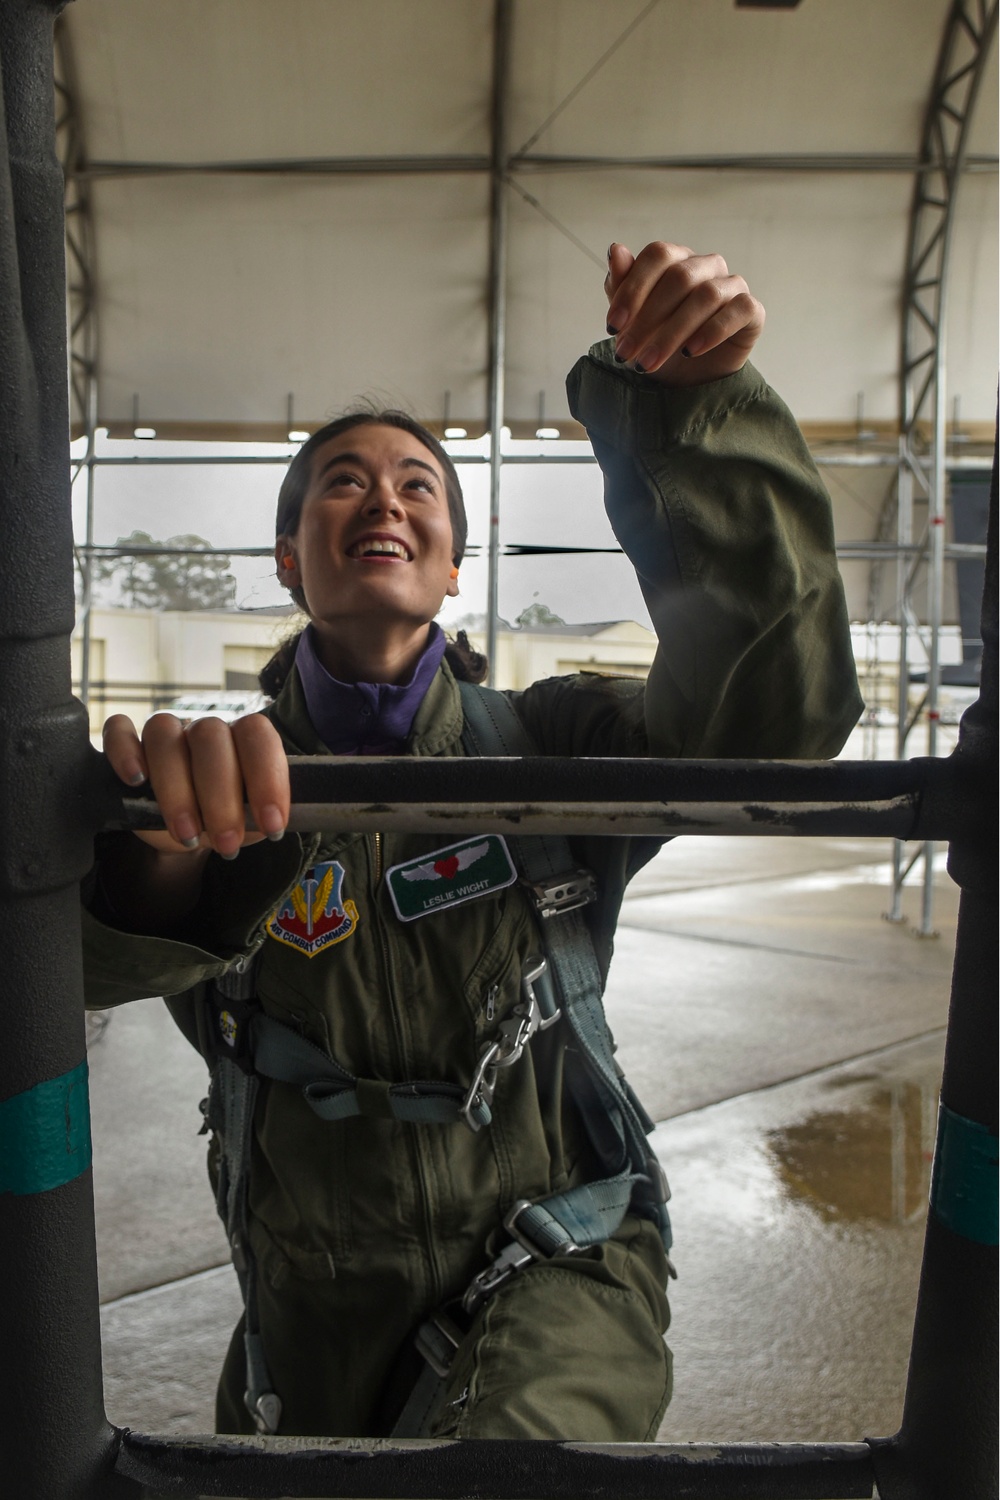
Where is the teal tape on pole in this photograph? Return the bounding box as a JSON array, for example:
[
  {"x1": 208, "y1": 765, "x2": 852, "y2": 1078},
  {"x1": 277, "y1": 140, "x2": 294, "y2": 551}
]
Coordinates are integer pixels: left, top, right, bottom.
[
  {"x1": 0, "y1": 1059, "x2": 92, "y2": 1195},
  {"x1": 930, "y1": 1103, "x2": 999, "y2": 1245}
]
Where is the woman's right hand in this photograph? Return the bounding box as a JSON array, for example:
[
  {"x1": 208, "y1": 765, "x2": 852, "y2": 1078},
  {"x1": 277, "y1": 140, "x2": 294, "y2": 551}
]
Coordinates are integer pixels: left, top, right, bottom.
[{"x1": 103, "y1": 712, "x2": 290, "y2": 858}]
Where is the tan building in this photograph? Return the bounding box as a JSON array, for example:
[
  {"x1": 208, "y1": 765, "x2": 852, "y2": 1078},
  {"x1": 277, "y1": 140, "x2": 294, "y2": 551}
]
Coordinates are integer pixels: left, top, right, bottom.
[
  {"x1": 72, "y1": 605, "x2": 300, "y2": 736},
  {"x1": 72, "y1": 608, "x2": 658, "y2": 738},
  {"x1": 463, "y1": 620, "x2": 657, "y2": 692}
]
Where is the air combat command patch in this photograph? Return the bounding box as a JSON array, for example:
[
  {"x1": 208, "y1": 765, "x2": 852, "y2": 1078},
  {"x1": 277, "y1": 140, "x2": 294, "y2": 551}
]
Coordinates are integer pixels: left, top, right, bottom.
[
  {"x1": 385, "y1": 835, "x2": 517, "y2": 922},
  {"x1": 267, "y1": 861, "x2": 359, "y2": 957}
]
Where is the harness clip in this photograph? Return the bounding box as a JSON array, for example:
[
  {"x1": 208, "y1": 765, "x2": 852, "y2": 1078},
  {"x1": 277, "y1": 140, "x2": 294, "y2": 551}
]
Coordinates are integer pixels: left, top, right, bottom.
[
  {"x1": 461, "y1": 1238, "x2": 534, "y2": 1316},
  {"x1": 246, "y1": 1389, "x2": 282, "y2": 1435},
  {"x1": 504, "y1": 1198, "x2": 579, "y2": 1261},
  {"x1": 526, "y1": 869, "x2": 597, "y2": 919},
  {"x1": 459, "y1": 958, "x2": 560, "y2": 1132},
  {"x1": 414, "y1": 1311, "x2": 465, "y2": 1378}
]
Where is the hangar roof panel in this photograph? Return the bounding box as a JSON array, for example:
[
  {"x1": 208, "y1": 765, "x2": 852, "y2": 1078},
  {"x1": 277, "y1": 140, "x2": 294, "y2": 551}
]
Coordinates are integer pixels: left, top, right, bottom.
[
  {"x1": 59, "y1": 0, "x2": 998, "y2": 432},
  {"x1": 67, "y1": 0, "x2": 494, "y2": 159}
]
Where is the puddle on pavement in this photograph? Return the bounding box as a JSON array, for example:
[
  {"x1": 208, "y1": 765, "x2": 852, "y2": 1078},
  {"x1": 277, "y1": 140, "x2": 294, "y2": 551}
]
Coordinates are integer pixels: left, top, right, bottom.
[{"x1": 766, "y1": 1077, "x2": 939, "y2": 1225}]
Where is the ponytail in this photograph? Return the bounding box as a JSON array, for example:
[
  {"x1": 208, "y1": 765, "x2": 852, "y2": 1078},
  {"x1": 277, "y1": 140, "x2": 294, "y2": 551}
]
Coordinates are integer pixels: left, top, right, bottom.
[
  {"x1": 443, "y1": 630, "x2": 488, "y2": 684},
  {"x1": 258, "y1": 632, "x2": 303, "y2": 700}
]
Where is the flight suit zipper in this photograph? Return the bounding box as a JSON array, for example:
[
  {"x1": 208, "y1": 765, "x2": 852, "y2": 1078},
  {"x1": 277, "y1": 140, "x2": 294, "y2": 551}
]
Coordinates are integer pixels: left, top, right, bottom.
[{"x1": 366, "y1": 832, "x2": 445, "y2": 1302}]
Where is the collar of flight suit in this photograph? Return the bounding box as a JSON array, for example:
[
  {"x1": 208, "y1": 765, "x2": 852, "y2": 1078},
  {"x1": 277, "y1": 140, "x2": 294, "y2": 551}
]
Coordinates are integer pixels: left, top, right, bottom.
[{"x1": 268, "y1": 652, "x2": 466, "y2": 762}]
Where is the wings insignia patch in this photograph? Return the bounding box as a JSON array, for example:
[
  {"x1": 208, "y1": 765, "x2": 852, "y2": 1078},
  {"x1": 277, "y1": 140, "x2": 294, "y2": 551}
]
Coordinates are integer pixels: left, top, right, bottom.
[{"x1": 386, "y1": 835, "x2": 517, "y2": 922}]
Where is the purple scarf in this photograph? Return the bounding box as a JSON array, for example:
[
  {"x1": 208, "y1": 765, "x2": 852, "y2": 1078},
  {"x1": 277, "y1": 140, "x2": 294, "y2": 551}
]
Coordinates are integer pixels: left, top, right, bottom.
[{"x1": 294, "y1": 622, "x2": 446, "y2": 754}]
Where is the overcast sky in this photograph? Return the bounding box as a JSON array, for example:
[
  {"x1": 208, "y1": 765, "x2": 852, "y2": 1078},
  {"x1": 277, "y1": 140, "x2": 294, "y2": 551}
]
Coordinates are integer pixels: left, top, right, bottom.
[{"x1": 71, "y1": 432, "x2": 654, "y2": 631}]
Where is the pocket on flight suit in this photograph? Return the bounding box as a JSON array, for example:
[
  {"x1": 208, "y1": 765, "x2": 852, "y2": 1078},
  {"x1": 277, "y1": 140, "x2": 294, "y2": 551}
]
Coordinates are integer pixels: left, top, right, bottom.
[{"x1": 429, "y1": 1215, "x2": 673, "y2": 1442}]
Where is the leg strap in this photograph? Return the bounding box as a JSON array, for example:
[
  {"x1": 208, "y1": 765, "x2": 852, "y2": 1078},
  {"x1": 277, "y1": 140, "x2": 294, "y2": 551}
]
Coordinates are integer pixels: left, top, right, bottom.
[{"x1": 212, "y1": 958, "x2": 283, "y2": 1435}]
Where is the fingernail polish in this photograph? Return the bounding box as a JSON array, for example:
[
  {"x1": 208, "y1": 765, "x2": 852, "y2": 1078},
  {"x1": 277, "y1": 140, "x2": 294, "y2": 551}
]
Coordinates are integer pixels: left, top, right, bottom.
[
  {"x1": 220, "y1": 849, "x2": 240, "y2": 862},
  {"x1": 260, "y1": 804, "x2": 285, "y2": 841},
  {"x1": 634, "y1": 361, "x2": 647, "y2": 375},
  {"x1": 175, "y1": 814, "x2": 199, "y2": 845},
  {"x1": 681, "y1": 346, "x2": 692, "y2": 358},
  {"x1": 607, "y1": 243, "x2": 614, "y2": 262},
  {"x1": 128, "y1": 770, "x2": 146, "y2": 787},
  {"x1": 613, "y1": 351, "x2": 626, "y2": 364},
  {"x1": 606, "y1": 322, "x2": 619, "y2": 336}
]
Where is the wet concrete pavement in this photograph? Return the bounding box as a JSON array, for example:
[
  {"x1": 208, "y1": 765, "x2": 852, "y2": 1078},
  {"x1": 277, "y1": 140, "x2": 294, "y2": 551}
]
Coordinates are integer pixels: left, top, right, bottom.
[
  {"x1": 652, "y1": 1033, "x2": 942, "y2": 1444},
  {"x1": 90, "y1": 835, "x2": 957, "y2": 1445}
]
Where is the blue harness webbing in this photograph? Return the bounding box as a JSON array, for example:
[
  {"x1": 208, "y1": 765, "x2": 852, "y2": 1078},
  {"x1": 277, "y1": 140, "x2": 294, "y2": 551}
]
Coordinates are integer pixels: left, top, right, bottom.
[
  {"x1": 457, "y1": 681, "x2": 672, "y2": 1259},
  {"x1": 210, "y1": 958, "x2": 281, "y2": 1435}
]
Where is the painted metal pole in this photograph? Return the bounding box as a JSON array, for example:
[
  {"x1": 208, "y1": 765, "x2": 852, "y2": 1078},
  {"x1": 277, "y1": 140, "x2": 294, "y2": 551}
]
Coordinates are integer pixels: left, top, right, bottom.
[
  {"x1": 105, "y1": 752, "x2": 985, "y2": 844},
  {"x1": 0, "y1": 4, "x2": 121, "y2": 1496},
  {"x1": 892, "y1": 0, "x2": 998, "y2": 932},
  {"x1": 484, "y1": 0, "x2": 511, "y2": 684},
  {"x1": 79, "y1": 369, "x2": 97, "y2": 710},
  {"x1": 889, "y1": 439, "x2": 914, "y2": 922},
  {"x1": 872, "y1": 438, "x2": 998, "y2": 1500}
]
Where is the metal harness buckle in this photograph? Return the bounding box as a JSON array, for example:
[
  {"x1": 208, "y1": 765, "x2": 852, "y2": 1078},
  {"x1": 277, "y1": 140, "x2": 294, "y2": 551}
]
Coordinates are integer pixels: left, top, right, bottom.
[
  {"x1": 503, "y1": 1198, "x2": 579, "y2": 1261},
  {"x1": 459, "y1": 957, "x2": 560, "y2": 1131},
  {"x1": 414, "y1": 1311, "x2": 465, "y2": 1378},
  {"x1": 526, "y1": 869, "x2": 597, "y2": 919},
  {"x1": 461, "y1": 1238, "x2": 534, "y2": 1316},
  {"x1": 460, "y1": 1198, "x2": 580, "y2": 1317},
  {"x1": 246, "y1": 1389, "x2": 282, "y2": 1435}
]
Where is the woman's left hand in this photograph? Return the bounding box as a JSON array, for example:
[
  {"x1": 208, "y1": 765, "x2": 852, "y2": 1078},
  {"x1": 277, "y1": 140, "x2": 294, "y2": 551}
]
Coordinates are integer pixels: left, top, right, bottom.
[{"x1": 604, "y1": 240, "x2": 765, "y2": 387}]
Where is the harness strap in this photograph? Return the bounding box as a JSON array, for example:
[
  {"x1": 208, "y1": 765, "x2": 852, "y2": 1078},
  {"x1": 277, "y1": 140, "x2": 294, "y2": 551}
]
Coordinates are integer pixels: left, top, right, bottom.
[
  {"x1": 249, "y1": 1013, "x2": 492, "y2": 1128},
  {"x1": 507, "y1": 1171, "x2": 645, "y2": 1257},
  {"x1": 458, "y1": 681, "x2": 672, "y2": 1255},
  {"x1": 213, "y1": 957, "x2": 282, "y2": 1435}
]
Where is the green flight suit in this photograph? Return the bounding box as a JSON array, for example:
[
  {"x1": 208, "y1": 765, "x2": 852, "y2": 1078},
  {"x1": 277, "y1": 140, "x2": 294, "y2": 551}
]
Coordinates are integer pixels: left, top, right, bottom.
[{"x1": 83, "y1": 347, "x2": 863, "y2": 1440}]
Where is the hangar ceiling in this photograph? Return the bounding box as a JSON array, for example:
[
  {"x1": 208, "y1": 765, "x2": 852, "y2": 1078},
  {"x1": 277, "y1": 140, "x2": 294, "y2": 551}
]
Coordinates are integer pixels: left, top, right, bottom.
[{"x1": 57, "y1": 0, "x2": 998, "y2": 440}]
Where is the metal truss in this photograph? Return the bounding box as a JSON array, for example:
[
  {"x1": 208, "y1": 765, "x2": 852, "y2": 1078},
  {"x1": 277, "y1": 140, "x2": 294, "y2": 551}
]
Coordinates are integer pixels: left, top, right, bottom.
[
  {"x1": 54, "y1": 14, "x2": 99, "y2": 710},
  {"x1": 485, "y1": 0, "x2": 513, "y2": 684},
  {"x1": 66, "y1": 150, "x2": 1000, "y2": 180},
  {"x1": 881, "y1": 0, "x2": 998, "y2": 935}
]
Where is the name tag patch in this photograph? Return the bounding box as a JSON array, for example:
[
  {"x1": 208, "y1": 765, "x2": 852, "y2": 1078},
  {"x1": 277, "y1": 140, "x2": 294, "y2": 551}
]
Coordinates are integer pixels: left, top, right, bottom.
[
  {"x1": 267, "y1": 861, "x2": 359, "y2": 957},
  {"x1": 386, "y1": 835, "x2": 517, "y2": 922}
]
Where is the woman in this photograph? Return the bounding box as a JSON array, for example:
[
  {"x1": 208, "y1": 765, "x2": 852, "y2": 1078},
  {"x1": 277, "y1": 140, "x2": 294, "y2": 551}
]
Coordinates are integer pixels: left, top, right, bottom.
[{"x1": 86, "y1": 240, "x2": 862, "y2": 1439}]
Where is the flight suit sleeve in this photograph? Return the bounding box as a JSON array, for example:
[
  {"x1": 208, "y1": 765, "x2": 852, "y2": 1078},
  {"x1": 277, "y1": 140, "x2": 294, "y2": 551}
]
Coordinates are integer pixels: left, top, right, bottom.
[
  {"x1": 534, "y1": 340, "x2": 863, "y2": 761},
  {"x1": 81, "y1": 832, "x2": 314, "y2": 1009}
]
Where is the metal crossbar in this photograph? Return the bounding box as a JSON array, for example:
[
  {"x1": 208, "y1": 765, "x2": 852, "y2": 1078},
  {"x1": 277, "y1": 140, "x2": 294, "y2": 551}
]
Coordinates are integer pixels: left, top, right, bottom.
[
  {"x1": 107, "y1": 752, "x2": 987, "y2": 843},
  {"x1": 115, "y1": 1432, "x2": 876, "y2": 1499}
]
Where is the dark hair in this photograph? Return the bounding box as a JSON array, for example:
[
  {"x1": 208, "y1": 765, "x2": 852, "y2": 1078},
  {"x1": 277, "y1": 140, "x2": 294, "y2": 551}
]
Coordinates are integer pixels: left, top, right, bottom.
[{"x1": 260, "y1": 408, "x2": 485, "y2": 697}]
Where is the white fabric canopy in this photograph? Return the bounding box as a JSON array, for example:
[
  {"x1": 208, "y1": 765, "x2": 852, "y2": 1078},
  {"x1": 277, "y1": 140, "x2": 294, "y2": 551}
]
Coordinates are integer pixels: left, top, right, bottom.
[{"x1": 61, "y1": 0, "x2": 998, "y2": 435}]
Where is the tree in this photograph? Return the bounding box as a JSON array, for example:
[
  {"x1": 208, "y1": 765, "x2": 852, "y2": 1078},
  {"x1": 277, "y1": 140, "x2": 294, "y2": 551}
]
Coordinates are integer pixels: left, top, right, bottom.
[
  {"x1": 89, "y1": 530, "x2": 237, "y2": 611},
  {"x1": 516, "y1": 600, "x2": 565, "y2": 628}
]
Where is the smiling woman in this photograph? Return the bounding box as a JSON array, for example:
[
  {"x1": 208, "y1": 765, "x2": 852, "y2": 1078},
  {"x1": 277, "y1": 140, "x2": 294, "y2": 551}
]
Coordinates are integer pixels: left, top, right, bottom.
[
  {"x1": 86, "y1": 238, "x2": 864, "y2": 1442},
  {"x1": 272, "y1": 414, "x2": 464, "y2": 687}
]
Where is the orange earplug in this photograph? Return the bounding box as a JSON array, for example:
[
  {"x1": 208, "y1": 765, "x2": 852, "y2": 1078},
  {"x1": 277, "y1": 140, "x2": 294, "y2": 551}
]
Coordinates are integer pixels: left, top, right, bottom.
[
  {"x1": 449, "y1": 566, "x2": 459, "y2": 580},
  {"x1": 282, "y1": 557, "x2": 296, "y2": 570}
]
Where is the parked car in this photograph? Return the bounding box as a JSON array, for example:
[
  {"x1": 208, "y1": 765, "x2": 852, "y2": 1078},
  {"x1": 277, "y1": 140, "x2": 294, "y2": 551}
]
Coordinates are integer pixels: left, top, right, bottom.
[{"x1": 160, "y1": 690, "x2": 268, "y2": 725}]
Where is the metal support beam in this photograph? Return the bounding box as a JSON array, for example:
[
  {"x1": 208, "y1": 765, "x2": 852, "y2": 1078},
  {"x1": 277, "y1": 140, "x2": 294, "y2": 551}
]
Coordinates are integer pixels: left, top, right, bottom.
[
  {"x1": 115, "y1": 1431, "x2": 875, "y2": 1498},
  {"x1": 103, "y1": 752, "x2": 987, "y2": 844},
  {"x1": 485, "y1": 0, "x2": 512, "y2": 684},
  {"x1": 68, "y1": 150, "x2": 999, "y2": 180},
  {"x1": 54, "y1": 15, "x2": 98, "y2": 712},
  {"x1": 885, "y1": 0, "x2": 997, "y2": 934},
  {"x1": 0, "y1": 5, "x2": 119, "y2": 1497},
  {"x1": 872, "y1": 439, "x2": 998, "y2": 1500}
]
